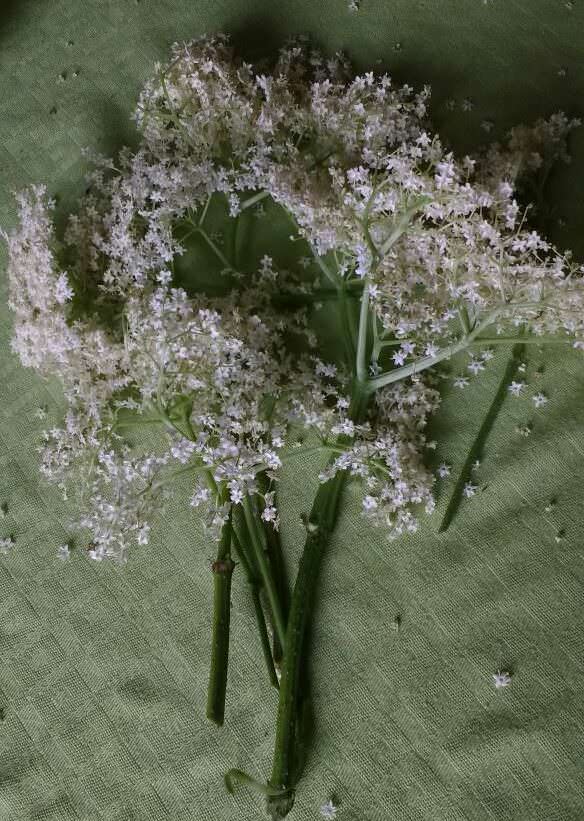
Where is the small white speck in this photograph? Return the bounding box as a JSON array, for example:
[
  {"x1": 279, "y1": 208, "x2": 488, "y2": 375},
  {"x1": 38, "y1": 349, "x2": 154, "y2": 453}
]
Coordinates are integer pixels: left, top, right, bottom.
[
  {"x1": 493, "y1": 670, "x2": 512, "y2": 688},
  {"x1": 471, "y1": 460, "x2": 481, "y2": 472},
  {"x1": 437, "y1": 463, "x2": 451, "y2": 478},
  {"x1": 461, "y1": 98, "x2": 474, "y2": 112},
  {"x1": 463, "y1": 482, "x2": 478, "y2": 498},
  {"x1": 517, "y1": 363, "x2": 527, "y2": 373},
  {"x1": 480, "y1": 348, "x2": 494, "y2": 361},
  {"x1": 481, "y1": 120, "x2": 494, "y2": 132},
  {"x1": 445, "y1": 98, "x2": 457, "y2": 111},
  {"x1": 532, "y1": 392, "x2": 548, "y2": 408},
  {"x1": 557, "y1": 67, "x2": 568, "y2": 77},
  {"x1": 35, "y1": 406, "x2": 47, "y2": 420}
]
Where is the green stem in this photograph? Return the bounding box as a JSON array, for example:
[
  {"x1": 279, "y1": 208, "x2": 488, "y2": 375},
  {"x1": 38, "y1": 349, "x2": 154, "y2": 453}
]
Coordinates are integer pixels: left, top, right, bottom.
[
  {"x1": 470, "y1": 335, "x2": 572, "y2": 345},
  {"x1": 338, "y1": 281, "x2": 357, "y2": 371},
  {"x1": 366, "y1": 309, "x2": 502, "y2": 394},
  {"x1": 206, "y1": 511, "x2": 235, "y2": 727},
  {"x1": 265, "y1": 387, "x2": 370, "y2": 819},
  {"x1": 257, "y1": 474, "x2": 290, "y2": 666},
  {"x1": 242, "y1": 496, "x2": 287, "y2": 650},
  {"x1": 239, "y1": 190, "x2": 271, "y2": 211},
  {"x1": 438, "y1": 338, "x2": 526, "y2": 532},
  {"x1": 356, "y1": 282, "x2": 370, "y2": 383},
  {"x1": 195, "y1": 226, "x2": 234, "y2": 272},
  {"x1": 231, "y1": 527, "x2": 280, "y2": 690}
]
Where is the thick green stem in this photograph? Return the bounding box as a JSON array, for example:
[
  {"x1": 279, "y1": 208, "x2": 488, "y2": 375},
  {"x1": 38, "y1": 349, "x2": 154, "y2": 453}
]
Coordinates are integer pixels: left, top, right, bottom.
[
  {"x1": 356, "y1": 282, "x2": 370, "y2": 383},
  {"x1": 265, "y1": 388, "x2": 369, "y2": 819},
  {"x1": 206, "y1": 512, "x2": 235, "y2": 727}
]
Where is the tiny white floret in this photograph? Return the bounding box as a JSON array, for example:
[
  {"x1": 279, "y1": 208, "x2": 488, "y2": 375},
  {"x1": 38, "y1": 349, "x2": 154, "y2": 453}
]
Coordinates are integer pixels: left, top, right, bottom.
[
  {"x1": 320, "y1": 799, "x2": 338, "y2": 819},
  {"x1": 532, "y1": 392, "x2": 548, "y2": 408},
  {"x1": 492, "y1": 670, "x2": 512, "y2": 688},
  {"x1": 508, "y1": 381, "x2": 525, "y2": 396}
]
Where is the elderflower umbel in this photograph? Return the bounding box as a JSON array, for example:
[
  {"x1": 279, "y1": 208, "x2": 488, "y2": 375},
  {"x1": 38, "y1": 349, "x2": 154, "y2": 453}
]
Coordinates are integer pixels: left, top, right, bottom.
[{"x1": 4, "y1": 33, "x2": 583, "y2": 553}]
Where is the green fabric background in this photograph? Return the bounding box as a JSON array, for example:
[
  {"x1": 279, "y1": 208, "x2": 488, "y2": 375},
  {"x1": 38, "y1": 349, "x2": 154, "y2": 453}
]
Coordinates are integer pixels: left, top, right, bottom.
[{"x1": 2, "y1": 2, "x2": 584, "y2": 819}]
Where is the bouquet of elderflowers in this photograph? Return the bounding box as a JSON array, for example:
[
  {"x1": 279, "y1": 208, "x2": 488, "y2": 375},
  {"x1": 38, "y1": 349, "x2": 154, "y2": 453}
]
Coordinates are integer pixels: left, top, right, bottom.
[{"x1": 2, "y1": 34, "x2": 583, "y2": 819}]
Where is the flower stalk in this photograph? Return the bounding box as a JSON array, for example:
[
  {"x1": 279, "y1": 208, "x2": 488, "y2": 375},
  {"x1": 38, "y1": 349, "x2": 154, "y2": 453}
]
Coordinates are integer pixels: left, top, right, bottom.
[
  {"x1": 265, "y1": 386, "x2": 370, "y2": 819},
  {"x1": 206, "y1": 508, "x2": 235, "y2": 726},
  {"x1": 231, "y1": 524, "x2": 280, "y2": 689}
]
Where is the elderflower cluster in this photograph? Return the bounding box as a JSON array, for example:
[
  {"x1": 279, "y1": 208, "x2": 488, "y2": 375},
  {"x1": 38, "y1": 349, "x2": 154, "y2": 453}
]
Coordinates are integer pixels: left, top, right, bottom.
[
  {"x1": 314, "y1": 378, "x2": 439, "y2": 538},
  {"x1": 3, "y1": 34, "x2": 583, "y2": 558},
  {"x1": 2, "y1": 187, "x2": 303, "y2": 560}
]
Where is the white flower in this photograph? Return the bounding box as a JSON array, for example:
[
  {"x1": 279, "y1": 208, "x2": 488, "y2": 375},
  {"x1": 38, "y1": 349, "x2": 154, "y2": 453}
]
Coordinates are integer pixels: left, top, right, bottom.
[
  {"x1": 492, "y1": 670, "x2": 512, "y2": 688},
  {"x1": 136, "y1": 523, "x2": 151, "y2": 546},
  {"x1": 507, "y1": 381, "x2": 525, "y2": 396},
  {"x1": 532, "y1": 392, "x2": 548, "y2": 408},
  {"x1": 362, "y1": 495, "x2": 378, "y2": 512},
  {"x1": 437, "y1": 463, "x2": 451, "y2": 478},
  {"x1": 467, "y1": 359, "x2": 485, "y2": 375},
  {"x1": 463, "y1": 482, "x2": 477, "y2": 497},
  {"x1": 57, "y1": 543, "x2": 71, "y2": 560},
  {"x1": 54, "y1": 272, "x2": 74, "y2": 304},
  {"x1": 453, "y1": 376, "x2": 469, "y2": 389},
  {"x1": 191, "y1": 487, "x2": 212, "y2": 507},
  {"x1": 0, "y1": 536, "x2": 15, "y2": 555},
  {"x1": 320, "y1": 799, "x2": 338, "y2": 819}
]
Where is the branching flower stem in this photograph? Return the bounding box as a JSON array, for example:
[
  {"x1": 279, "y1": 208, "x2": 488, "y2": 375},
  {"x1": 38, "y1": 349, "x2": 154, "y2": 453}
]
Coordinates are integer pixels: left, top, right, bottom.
[
  {"x1": 264, "y1": 387, "x2": 370, "y2": 820},
  {"x1": 366, "y1": 309, "x2": 503, "y2": 395}
]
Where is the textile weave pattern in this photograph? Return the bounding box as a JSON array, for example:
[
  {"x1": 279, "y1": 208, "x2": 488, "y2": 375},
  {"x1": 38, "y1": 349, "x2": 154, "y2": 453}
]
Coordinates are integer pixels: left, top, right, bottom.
[{"x1": 1, "y1": 1, "x2": 584, "y2": 819}]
